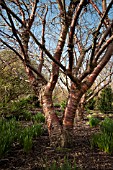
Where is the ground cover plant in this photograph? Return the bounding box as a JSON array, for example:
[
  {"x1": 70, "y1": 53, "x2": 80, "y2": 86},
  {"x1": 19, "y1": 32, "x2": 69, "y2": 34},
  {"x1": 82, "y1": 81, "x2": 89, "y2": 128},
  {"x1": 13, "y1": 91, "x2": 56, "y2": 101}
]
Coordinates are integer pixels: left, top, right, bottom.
[
  {"x1": 0, "y1": 118, "x2": 19, "y2": 157},
  {"x1": 0, "y1": 115, "x2": 44, "y2": 157},
  {"x1": 91, "y1": 117, "x2": 113, "y2": 154}
]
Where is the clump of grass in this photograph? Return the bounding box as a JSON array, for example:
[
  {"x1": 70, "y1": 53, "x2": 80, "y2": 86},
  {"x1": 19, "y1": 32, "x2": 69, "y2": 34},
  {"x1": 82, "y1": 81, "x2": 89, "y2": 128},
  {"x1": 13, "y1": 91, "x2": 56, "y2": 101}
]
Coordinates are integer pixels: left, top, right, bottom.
[
  {"x1": 0, "y1": 117, "x2": 44, "y2": 157},
  {"x1": 32, "y1": 112, "x2": 45, "y2": 123},
  {"x1": 0, "y1": 118, "x2": 19, "y2": 157},
  {"x1": 88, "y1": 116, "x2": 100, "y2": 127},
  {"x1": 91, "y1": 117, "x2": 113, "y2": 154},
  {"x1": 18, "y1": 124, "x2": 43, "y2": 152},
  {"x1": 100, "y1": 117, "x2": 113, "y2": 134}
]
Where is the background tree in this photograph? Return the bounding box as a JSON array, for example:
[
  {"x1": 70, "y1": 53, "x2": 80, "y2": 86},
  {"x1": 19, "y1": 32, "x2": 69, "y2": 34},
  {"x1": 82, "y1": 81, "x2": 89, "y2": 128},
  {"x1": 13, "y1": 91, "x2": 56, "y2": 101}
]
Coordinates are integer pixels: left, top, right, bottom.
[
  {"x1": 76, "y1": 62, "x2": 113, "y2": 120},
  {"x1": 0, "y1": 0, "x2": 113, "y2": 147},
  {"x1": 98, "y1": 85, "x2": 113, "y2": 113}
]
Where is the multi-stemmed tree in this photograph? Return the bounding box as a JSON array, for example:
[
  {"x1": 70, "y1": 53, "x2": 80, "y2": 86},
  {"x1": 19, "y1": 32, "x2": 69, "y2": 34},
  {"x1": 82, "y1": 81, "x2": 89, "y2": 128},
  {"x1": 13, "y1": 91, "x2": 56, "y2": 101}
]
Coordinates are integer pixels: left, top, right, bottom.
[{"x1": 0, "y1": 0, "x2": 113, "y2": 147}]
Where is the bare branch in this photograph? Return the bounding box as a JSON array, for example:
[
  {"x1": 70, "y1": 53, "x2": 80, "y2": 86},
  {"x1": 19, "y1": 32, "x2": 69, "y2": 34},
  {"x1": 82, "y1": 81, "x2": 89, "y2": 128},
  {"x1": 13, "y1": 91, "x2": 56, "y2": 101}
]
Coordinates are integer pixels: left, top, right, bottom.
[{"x1": 68, "y1": 0, "x2": 86, "y2": 72}]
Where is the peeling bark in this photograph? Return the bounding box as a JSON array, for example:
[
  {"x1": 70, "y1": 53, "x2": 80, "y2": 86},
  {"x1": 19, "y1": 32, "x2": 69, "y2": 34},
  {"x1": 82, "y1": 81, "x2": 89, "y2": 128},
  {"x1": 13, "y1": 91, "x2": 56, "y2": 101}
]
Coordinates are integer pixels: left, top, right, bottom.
[
  {"x1": 76, "y1": 94, "x2": 86, "y2": 121},
  {"x1": 41, "y1": 85, "x2": 64, "y2": 147},
  {"x1": 61, "y1": 83, "x2": 83, "y2": 147}
]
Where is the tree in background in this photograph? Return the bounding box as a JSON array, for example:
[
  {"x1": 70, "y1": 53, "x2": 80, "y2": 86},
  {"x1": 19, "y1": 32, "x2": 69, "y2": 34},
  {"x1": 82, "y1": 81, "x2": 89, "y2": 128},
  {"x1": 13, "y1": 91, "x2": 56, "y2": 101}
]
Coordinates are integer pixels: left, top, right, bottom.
[
  {"x1": 76, "y1": 60, "x2": 113, "y2": 120},
  {"x1": 98, "y1": 85, "x2": 113, "y2": 113},
  {"x1": 0, "y1": 0, "x2": 113, "y2": 147}
]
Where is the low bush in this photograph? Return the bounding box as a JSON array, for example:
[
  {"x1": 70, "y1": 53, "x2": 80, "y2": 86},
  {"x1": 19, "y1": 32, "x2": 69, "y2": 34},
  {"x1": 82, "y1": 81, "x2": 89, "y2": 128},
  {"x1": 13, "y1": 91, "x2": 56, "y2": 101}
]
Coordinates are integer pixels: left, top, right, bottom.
[
  {"x1": 1, "y1": 95, "x2": 39, "y2": 119},
  {"x1": 85, "y1": 98, "x2": 96, "y2": 110},
  {"x1": 100, "y1": 117, "x2": 113, "y2": 134}
]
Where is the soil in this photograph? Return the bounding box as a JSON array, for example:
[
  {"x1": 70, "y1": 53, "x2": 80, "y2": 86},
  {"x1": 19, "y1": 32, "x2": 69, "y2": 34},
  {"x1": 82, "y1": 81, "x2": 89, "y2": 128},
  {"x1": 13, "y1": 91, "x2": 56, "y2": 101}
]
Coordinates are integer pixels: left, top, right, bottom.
[{"x1": 0, "y1": 117, "x2": 113, "y2": 170}]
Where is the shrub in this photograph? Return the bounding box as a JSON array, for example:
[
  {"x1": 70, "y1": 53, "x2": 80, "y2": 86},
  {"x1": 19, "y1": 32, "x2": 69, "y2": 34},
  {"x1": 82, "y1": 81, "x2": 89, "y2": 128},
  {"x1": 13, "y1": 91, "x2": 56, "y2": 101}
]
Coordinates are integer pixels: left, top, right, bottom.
[
  {"x1": 85, "y1": 98, "x2": 96, "y2": 110},
  {"x1": 98, "y1": 86, "x2": 113, "y2": 113},
  {"x1": 91, "y1": 117, "x2": 113, "y2": 154},
  {"x1": 2, "y1": 98, "x2": 33, "y2": 120},
  {"x1": 22, "y1": 110, "x2": 32, "y2": 121},
  {"x1": 1, "y1": 96, "x2": 39, "y2": 119},
  {"x1": 26, "y1": 95, "x2": 40, "y2": 107}
]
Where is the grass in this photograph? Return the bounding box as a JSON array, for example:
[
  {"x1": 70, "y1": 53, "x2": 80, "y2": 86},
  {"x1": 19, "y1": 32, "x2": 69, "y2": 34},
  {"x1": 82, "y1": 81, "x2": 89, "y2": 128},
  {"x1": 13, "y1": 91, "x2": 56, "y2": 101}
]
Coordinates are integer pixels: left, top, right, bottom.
[
  {"x1": 88, "y1": 116, "x2": 100, "y2": 127},
  {"x1": 0, "y1": 117, "x2": 44, "y2": 157},
  {"x1": 90, "y1": 117, "x2": 113, "y2": 154}
]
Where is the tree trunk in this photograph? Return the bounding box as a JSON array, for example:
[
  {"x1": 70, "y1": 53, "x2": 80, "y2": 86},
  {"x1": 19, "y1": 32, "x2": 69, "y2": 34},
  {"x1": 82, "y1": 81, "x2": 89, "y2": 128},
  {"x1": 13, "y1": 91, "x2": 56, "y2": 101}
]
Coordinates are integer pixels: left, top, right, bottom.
[
  {"x1": 62, "y1": 83, "x2": 83, "y2": 147},
  {"x1": 40, "y1": 82, "x2": 83, "y2": 147},
  {"x1": 76, "y1": 94, "x2": 86, "y2": 122},
  {"x1": 41, "y1": 85, "x2": 65, "y2": 147}
]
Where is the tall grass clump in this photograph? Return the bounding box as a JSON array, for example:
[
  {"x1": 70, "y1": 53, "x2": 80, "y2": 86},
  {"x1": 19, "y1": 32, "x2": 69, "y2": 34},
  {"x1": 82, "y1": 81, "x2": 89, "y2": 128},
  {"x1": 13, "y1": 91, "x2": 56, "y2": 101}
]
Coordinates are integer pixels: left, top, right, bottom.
[
  {"x1": 0, "y1": 117, "x2": 44, "y2": 157},
  {"x1": 91, "y1": 117, "x2": 113, "y2": 154},
  {"x1": 88, "y1": 116, "x2": 100, "y2": 127},
  {"x1": 32, "y1": 112, "x2": 45, "y2": 123},
  {"x1": 0, "y1": 118, "x2": 19, "y2": 157},
  {"x1": 18, "y1": 124, "x2": 43, "y2": 152}
]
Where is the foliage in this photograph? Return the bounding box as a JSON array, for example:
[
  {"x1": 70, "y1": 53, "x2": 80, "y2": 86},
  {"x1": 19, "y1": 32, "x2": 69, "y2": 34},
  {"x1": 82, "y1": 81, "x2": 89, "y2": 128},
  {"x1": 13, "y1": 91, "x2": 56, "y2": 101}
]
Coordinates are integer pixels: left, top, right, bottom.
[
  {"x1": 97, "y1": 86, "x2": 113, "y2": 113},
  {"x1": 88, "y1": 116, "x2": 100, "y2": 127},
  {"x1": 32, "y1": 112, "x2": 45, "y2": 123},
  {"x1": 85, "y1": 89, "x2": 96, "y2": 110},
  {"x1": 0, "y1": 0, "x2": 113, "y2": 148},
  {"x1": 0, "y1": 118, "x2": 19, "y2": 157},
  {"x1": 91, "y1": 117, "x2": 113, "y2": 154},
  {"x1": 18, "y1": 124, "x2": 43, "y2": 152},
  {"x1": 60, "y1": 100, "x2": 67, "y2": 110},
  {"x1": 0, "y1": 96, "x2": 40, "y2": 120},
  {"x1": 0, "y1": 118, "x2": 44, "y2": 157},
  {"x1": 100, "y1": 117, "x2": 113, "y2": 134},
  {"x1": 85, "y1": 98, "x2": 96, "y2": 110},
  {"x1": 0, "y1": 50, "x2": 32, "y2": 104}
]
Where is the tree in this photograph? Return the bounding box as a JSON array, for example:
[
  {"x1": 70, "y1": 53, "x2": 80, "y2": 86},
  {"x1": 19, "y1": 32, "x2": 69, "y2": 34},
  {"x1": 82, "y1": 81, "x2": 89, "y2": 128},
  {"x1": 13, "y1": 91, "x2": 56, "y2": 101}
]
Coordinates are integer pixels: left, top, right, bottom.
[
  {"x1": 0, "y1": 0, "x2": 113, "y2": 147},
  {"x1": 98, "y1": 85, "x2": 113, "y2": 113},
  {"x1": 76, "y1": 63, "x2": 113, "y2": 120}
]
